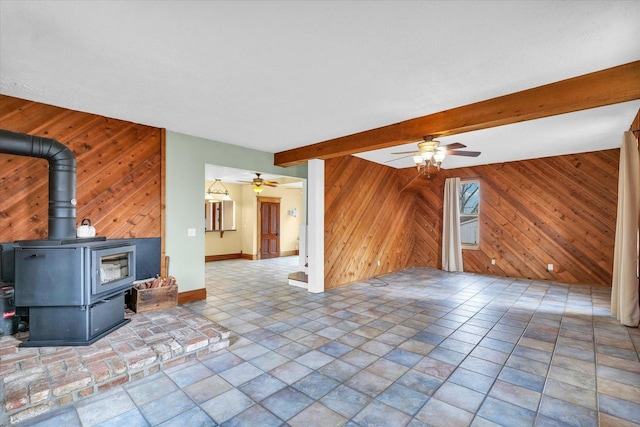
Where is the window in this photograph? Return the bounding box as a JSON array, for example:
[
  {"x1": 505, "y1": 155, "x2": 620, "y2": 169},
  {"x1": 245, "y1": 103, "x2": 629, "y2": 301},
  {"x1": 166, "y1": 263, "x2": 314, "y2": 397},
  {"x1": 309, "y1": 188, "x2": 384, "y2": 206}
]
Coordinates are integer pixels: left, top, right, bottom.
[{"x1": 459, "y1": 180, "x2": 480, "y2": 247}]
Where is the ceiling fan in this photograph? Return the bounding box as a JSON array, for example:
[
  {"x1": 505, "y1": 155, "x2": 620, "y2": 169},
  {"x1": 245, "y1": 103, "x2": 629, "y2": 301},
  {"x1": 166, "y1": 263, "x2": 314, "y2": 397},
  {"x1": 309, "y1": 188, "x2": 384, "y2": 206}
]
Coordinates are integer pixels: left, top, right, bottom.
[
  {"x1": 387, "y1": 135, "x2": 481, "y2": 176},
  {"x1": 238, "y1": 172, "x2": 279, "y2": 193}
]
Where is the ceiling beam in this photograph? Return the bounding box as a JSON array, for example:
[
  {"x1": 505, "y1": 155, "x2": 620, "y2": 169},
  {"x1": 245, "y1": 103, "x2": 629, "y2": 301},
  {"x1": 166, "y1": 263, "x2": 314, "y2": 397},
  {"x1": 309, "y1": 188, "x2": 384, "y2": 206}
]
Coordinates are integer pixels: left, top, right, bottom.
[{"x1": 275, "y1": 61, "x2": 640, "y2": 167}]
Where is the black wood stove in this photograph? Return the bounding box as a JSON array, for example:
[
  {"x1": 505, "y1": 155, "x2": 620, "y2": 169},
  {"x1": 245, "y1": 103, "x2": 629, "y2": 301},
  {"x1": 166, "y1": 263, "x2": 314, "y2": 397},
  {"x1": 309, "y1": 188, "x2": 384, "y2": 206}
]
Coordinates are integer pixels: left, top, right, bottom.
[{"x1": 14, "y1": 237, "x2": 135, "y2": 346}]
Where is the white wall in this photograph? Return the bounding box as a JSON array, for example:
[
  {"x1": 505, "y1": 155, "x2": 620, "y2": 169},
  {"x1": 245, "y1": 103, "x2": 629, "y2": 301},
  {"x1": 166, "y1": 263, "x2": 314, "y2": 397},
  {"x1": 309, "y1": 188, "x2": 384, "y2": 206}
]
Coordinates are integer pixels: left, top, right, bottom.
[{"x1": 166, "y1": 131, "x2": 307, "y2": 293}]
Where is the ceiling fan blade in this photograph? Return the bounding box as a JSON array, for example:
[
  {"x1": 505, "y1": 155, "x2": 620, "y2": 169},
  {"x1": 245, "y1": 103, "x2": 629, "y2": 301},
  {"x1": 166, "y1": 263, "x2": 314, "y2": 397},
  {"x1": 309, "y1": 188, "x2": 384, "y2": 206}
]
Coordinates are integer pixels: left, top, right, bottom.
[
  {"x1": 265, "y1": 183, "x2": 278, "y2": 187},
  {"x1": 441, "y1": 142, "x2": 466, "y2": 150},
  {"x1": 385, "y1": 154, "x2": 415, "y2": 163},
  {"x1": 270, "y1": 177, "x2": 301, "y2": 185},
  {"x1": 390, "y1": 150, "x2": 418, "y2": 155},
  {"x1": 447, "y1": 150, "x2": 481, "y2": 157},
  {"x1": 237, "y1": 180, "x2": 253, "y2": 184},
  {"x1": 265, "y1": 180, "x2": 279, "y2": 185}
]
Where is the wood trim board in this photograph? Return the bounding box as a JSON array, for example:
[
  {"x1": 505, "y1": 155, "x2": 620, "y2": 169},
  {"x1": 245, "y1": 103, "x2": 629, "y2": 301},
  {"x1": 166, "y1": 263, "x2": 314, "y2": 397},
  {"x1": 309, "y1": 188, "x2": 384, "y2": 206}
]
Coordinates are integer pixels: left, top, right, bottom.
[{"x1": 178, "y1": 288, "x2": 206, "y2": 304}]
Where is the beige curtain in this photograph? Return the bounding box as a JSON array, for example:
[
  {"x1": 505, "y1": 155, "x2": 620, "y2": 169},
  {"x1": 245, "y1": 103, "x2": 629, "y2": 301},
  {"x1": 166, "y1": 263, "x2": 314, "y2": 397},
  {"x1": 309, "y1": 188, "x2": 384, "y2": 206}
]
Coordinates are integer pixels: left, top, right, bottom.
[
  {"x1": 442, "y1": 177, "x2": 464, "y2": 272},
  {"x1": 611, "y1": 131, "x2": 640, "y2": 327}
]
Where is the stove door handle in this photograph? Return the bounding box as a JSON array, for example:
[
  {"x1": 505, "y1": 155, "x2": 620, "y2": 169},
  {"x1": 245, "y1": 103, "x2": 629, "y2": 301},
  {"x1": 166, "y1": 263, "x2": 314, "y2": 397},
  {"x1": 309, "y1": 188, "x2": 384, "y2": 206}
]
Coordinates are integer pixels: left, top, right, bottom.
[{"x1": 28, "y1": 253, "x2": 45, "y2": 258}]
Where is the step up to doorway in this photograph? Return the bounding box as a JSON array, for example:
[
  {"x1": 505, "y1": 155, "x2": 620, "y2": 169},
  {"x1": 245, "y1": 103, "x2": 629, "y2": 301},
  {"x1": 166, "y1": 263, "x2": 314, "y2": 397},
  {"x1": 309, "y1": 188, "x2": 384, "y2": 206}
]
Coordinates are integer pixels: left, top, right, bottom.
[{"x1": 288, "y1": 271, "x2": 308, "y2": 289}]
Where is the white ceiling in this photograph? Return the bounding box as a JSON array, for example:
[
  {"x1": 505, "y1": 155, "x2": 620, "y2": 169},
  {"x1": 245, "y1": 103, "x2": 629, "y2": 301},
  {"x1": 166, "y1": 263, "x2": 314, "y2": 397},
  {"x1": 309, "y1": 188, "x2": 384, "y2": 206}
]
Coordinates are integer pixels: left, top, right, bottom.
[
  {"x1": 204, "y1": 166, "x2": 303, "y2": 188},
  {"x1": 1, "y1": 1, "x2": 639, "y2": 170}
]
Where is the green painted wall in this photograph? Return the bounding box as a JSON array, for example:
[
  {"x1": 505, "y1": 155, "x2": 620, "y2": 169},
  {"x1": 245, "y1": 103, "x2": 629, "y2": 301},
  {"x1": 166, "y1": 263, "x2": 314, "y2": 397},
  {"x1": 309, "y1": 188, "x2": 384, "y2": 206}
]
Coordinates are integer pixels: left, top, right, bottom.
[{"x1": 166, "y1": 131, "x2": 307, "y2": 293}]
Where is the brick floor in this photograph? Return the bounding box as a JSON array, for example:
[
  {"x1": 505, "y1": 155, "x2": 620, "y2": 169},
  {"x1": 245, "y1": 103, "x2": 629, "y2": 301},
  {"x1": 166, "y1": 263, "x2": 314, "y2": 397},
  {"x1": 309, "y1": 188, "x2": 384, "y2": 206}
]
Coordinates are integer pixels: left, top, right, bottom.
[{"x1": 0, "y1": 306, "x2": 229, "y2": 425}]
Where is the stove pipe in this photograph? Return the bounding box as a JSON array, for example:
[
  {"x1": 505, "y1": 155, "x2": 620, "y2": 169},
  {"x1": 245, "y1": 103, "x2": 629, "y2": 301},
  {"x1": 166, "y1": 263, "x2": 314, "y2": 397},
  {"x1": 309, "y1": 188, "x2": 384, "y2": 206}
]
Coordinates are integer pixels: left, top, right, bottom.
[{"x1": 0, "y1": 129, "x2": 77, "y2": 240}]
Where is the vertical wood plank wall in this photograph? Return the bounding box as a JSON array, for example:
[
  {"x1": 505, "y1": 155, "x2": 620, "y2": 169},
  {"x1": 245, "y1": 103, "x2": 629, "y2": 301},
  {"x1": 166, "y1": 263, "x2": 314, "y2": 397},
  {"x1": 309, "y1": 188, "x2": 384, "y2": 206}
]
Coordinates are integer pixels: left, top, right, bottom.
[
  {"x1": 324, "y1": 155, "x2": 415, "y2": 289},
  {"x1": 0, "y1": 95, "x2": 162, "y2": 242},
  {"x1": 406, "y1": 149, "x2": 620, "y2": 287}
]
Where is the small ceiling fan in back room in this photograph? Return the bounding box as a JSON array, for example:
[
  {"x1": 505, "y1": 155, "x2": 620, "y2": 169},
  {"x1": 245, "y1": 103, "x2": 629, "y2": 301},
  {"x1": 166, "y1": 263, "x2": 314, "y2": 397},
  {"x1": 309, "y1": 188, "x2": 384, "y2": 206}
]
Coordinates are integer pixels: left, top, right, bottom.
[
  {"x1": 387, "y1": 135, "x2": 481, "y2": 177},
  {"x1": 238, "y1": 172, "x2": 279, "y2": 194}
]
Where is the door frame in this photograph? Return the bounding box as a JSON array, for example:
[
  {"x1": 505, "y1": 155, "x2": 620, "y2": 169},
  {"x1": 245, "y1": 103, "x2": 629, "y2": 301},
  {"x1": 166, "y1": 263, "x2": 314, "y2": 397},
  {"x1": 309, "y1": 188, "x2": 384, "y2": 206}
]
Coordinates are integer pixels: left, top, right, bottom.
[{"x1": 257, "y1": 196, "x2": 281, "y2": 260}]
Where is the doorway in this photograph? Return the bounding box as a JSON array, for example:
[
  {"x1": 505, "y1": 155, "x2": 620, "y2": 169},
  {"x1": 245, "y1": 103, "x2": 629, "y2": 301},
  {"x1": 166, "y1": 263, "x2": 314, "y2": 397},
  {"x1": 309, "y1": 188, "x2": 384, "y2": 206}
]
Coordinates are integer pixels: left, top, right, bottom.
[{"x1": 258, "y1": 197, "x2": 280, "y2": 259}]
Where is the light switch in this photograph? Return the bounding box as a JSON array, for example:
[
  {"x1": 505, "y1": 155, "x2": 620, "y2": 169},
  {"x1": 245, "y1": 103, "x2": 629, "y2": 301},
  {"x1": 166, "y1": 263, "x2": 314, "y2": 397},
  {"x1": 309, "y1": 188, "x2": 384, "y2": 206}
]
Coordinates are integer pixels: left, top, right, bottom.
[{"x1": 187, "y1": 228, "x2": 196, "y2": 237}]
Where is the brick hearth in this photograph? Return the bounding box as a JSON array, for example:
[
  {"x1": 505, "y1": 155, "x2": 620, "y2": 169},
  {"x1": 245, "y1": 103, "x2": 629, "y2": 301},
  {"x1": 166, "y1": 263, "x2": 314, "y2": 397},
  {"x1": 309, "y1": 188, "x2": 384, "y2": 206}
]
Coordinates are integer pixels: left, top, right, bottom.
[{"x1": 0, "y1": 306, "x2": 230, "y2": 425}]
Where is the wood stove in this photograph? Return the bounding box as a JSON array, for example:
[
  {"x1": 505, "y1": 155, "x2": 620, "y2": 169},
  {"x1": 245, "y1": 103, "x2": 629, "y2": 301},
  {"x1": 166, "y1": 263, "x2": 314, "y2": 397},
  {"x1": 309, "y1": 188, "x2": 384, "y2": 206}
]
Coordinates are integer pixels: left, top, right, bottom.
[
  {"x1": 14, "y1": 237, "x2": 135, "y2": 346},
  {"x1": 1, "y1": 130, "x2": 140, "y2": 346}
]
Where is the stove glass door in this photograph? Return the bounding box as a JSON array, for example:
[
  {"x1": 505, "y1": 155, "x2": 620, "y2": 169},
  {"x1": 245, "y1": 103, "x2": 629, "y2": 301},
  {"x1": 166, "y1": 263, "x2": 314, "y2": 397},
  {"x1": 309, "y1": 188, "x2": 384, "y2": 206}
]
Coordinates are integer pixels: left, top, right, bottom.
[
  {"x1": 100, "y1": 252, "x2": 129, "y2": 284},
  {"x1": 92, "y1": 244, "x2": 135, "y2": 298}
]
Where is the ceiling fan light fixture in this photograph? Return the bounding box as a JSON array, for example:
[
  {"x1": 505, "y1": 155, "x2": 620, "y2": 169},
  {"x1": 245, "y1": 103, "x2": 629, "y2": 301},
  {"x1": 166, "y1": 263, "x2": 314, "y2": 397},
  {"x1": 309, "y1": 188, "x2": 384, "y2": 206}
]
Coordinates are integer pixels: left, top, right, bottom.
[
  {"x1": 388, "y1": 135, "x2": 480, "y2": 174},
  {"x1": 252, "y1": 185, "x2": 264, "y2": 193},
  {"x1": 433, "y1": 149, "x2": 446, "y2": 163}
]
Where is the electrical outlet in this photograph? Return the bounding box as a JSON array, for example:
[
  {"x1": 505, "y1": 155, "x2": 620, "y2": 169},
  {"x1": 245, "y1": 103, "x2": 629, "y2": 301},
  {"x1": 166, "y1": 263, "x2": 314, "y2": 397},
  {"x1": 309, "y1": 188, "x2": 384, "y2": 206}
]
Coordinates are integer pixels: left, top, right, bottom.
[
  {"x1": 187, "y1": 228, "x2": 196, "y2": 237},
  {"x1": 491, "y1": 259, "x2": 496, "y2": 265},
  {"x1": 377, "y1": 260, "x2": 381, "y2": 266},
  {"x1": 547, "y1": 263, "x2": 554, "y2": 271}
]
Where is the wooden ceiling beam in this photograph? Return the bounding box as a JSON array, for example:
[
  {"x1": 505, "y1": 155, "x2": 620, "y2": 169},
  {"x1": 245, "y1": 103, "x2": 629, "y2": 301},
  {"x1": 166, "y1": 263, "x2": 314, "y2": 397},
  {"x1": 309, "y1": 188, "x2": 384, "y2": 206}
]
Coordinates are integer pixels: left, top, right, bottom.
[{"x1": 275, "y1": 61, "x2": 640, "y2": 167}]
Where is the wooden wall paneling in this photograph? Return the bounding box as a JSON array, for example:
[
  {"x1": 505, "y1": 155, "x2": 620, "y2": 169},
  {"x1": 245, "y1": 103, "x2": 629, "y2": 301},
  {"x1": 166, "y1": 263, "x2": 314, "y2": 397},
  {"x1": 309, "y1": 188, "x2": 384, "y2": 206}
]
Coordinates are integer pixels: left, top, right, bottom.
[
  {"x1": 491, "y1": 157, "x2": 614, "y2": 284},
  {"x1": 324, "y1": 155, "x2": 361, "y2": 204},
  {"x1": 477, "y1": 174, "x2": 542, "y2": 278},
  {"x1": 31, "y1": 110, "x2": 103, "y2": 143},
  {"x1": 523, "y1": 154, "x2": 617, "y2": 222},
  {"x1": 477, "y1": 170, "x2": 567, "y2": 280},
  {"x1": 410, "y1": 149, "x2": 619, "y2": 287},
  {"x1": 324, "y1": 155, "x2": 414, "y2": 289},
  {"x1": 325, "y1": 157, "x2": 388, "y2": 285},
  {"x1": 101, "y1": 177, "x2": 161, "y2": 238},
  {"x1": 324, "y1": 156, "x2": 380, "y2": 246},
  {"x1": 75, "y1": 128, "x2": 161, "y2": 237},
  {"x1": 0, "y1": 95, "x2": 162, "y2": 242},
  {"x1": 413, "y1": 199, "x2": 433, "y2": 264},
  {"x1": 412, "y1": 175, "x2": 445, "y2": 269},
  {"x1": 0, "y1": 155, "x2": 51, "y2": 239},
  {"x1": 0, "y1": 96, "x2": 34, "y2": 119},
  {"x1": 1, "y1": 100, "x2": 67, "y2": 133},
  {"x1": 470, "y1": 165, "x2": 582, "y2": 283},
  {"x1": 515, "y1": 160, "x2": 614, "y2": 261}
]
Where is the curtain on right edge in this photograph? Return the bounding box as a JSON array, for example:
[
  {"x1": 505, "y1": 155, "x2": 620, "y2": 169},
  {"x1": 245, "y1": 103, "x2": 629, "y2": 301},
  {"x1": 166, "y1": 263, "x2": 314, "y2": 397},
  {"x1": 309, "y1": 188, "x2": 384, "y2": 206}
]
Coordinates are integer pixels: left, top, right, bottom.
[{"x1": 611, "y1": 131, "x2": 640, "y2": 327}]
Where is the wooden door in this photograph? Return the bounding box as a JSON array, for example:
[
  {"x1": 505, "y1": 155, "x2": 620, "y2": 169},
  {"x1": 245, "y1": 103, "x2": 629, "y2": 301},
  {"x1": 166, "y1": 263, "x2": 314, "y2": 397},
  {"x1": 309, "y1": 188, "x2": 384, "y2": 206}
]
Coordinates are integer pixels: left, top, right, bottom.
[{"x1": 260, "y1": 201, "x2": 280, "y2": 259}]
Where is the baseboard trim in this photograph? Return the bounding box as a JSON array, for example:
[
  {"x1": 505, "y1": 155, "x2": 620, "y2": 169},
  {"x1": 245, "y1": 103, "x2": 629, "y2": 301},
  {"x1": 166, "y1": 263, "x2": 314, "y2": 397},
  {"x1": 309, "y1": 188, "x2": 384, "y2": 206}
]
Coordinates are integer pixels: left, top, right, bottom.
[
  {"x1": 178, "y1": 288, "x2": 207, "y2": 304},
  {"x1": 205, "y1": 251, "x2": 298, "y2": 262},
  {"x1": 280, "y1": 250, "x2": 300, "y2": 257},
  {"x1": 205, "y1": 253, "x2": 242, "y2": 262}
]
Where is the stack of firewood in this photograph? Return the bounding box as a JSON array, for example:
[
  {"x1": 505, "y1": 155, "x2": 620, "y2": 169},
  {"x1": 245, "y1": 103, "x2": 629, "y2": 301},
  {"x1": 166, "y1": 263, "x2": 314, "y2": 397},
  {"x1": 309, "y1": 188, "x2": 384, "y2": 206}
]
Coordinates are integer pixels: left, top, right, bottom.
[{"x1": 134, "y1": 276, "x2": 177, "y2": 290}]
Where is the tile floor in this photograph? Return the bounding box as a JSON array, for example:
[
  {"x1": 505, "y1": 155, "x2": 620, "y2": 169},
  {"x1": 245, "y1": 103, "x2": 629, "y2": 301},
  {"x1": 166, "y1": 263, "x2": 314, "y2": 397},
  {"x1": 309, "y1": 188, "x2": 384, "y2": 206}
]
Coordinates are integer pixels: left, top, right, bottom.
[{"x1": 17, "y1": 257, "x2": 640, "y2": 426}]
